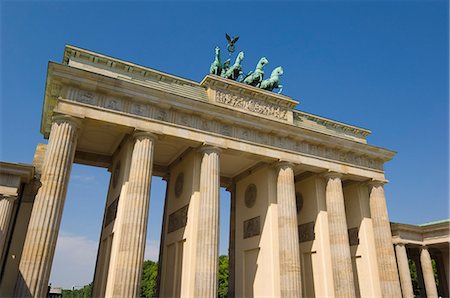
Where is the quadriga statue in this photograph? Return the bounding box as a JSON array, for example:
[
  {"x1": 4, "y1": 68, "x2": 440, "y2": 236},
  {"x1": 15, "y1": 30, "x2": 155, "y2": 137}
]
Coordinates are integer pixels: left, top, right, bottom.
[
  {"x1": 241, "y1": 57, "x2": 269, "y2": 87},
  {"x1": 222, "y1": 51, "x2": 244, "y2": 81},
  {"x1": 259, "y1": 66, "x2": 283, "y2": 94},
  {"x1": 210, "y1": 47, "x2": 222, "y2": 76}
]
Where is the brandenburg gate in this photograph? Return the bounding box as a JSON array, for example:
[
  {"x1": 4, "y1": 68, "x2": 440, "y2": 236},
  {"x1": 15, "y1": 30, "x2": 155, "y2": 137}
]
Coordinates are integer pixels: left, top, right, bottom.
[{"x1": 1, "y1": 45, "x2": 406, "y2": 297}]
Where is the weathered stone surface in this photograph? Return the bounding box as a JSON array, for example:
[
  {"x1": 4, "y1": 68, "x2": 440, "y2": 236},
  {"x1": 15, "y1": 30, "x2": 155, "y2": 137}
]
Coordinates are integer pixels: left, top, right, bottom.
[
  {"x1": 14, "y1": 116, "x2": 81, "y2": 298},
  {"x1": 324, "y1": 172, "x2": 356, "y2": 297},
  {"x1": 420, "y1": 246, "x2": 438, "y2": 298},
  {"x1": 298, "y1": 222, "x2": 315, "y2": 243},
  {"x1": 369, "y1": 181, "x2": 402, "y2": 297},
  {"x1": 243, "y1": 216, "x2": 260, "y2": 239},
  {"x1": 395, "y1": 244, "x2": 414, "y2": 298},
  {"x1": 168, "y1": 204, "x2": 189, "y2": 233},
  {"x1": 106, "y1": 131, "x2": 156, "y2": 298},
  {"x1": 277, "y1": 162, "x2": 302, "y2": 298},
  {"x1": 194, "y1": 146, "x2": 221, "y2": 297}
]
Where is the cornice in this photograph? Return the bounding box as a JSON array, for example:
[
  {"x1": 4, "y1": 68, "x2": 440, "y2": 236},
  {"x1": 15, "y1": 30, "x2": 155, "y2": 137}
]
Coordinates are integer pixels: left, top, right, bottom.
[
  {"x1": 63, "y1": 45, "x2": 199, "y2": 87},
  {"x1": 293, "y1": 111, "x2": 371, "y2": 142},
  {"x1": 0, "y1": 162, "x2": 35, "y2": 183}
]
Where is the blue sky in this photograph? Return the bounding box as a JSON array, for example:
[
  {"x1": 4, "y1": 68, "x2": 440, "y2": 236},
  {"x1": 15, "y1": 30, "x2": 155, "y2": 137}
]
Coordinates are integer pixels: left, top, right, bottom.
[{"x1": 1, "y1": 0, "x2": 448, "y2": 288}]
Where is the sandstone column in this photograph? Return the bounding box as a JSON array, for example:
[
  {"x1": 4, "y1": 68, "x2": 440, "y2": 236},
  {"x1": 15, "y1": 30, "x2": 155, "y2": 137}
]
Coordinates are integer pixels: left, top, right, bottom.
[
  {"x1": 0, "y1": 196, "x2": 17, "y2": 255},
  {"x1": 368, "y1": 181, "x2": 402, "y2": 297},
  {"x1": 324, "y1": 172, "x2": 356, "y2": 297},
  {"x1": 194, "y1": 146, "x2": 221, "y2": 297},
  {"x1": 395, "y1": 243, "x2": 414, "y2": 298},
  {"x1": 420, "y1": 246, "x2": 438, "y2": 298},
  {"x1": 277, "y1": 162, "x2": 302, "y2": 298},
  {"x1": 108, "y1": 131, "x2": 156, "y2": 298},
  {"x1": 14, "y1": 115, "x2": 81, "y2": 298}
]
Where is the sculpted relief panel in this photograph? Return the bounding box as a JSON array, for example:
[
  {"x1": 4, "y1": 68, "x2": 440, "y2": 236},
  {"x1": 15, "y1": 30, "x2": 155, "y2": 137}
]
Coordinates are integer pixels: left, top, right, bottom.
[
  {"x1": 64, "y1": 86, "x2": 383, "y2": 171},
  {"x1": 215, "y1": 89, "x2": 289, "y2": 121}
]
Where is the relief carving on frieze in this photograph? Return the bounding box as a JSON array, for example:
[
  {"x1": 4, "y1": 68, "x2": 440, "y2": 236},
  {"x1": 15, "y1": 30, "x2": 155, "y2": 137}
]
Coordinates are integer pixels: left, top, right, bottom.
[
  {"x1": 215, "y1": 90, "x2": 288, "y2": 121},
  {"x1": 243, "y1": 216, "x2": 260, "y2": 239},
  {"x1": 348, "y1": 227, "x2": 359, "y2": 246},
  {"x1": 64, "y1": 87, "x2": 384, "y2": 171},
  {"x1": 298, "y1": 222, "x2": 315, "y2": 243},
  {"x1": 168, "y1": 204, "x2": 189, "y2": 233}
]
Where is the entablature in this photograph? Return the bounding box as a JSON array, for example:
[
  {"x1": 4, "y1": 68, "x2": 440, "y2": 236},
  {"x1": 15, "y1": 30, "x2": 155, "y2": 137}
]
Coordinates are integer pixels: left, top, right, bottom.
[
  {"x1": 41, "y1": 47, "x2": 397, "y2": 177},
  {"x1": 62, "y1": 45, "x2": 372, "y2": 144}
]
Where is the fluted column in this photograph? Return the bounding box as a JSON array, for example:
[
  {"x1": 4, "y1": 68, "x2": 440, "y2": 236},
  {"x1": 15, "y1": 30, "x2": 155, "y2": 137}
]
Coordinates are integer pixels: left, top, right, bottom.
[
  {"x1": 194, "y1": 145, "x2": 221, "y2": 298},
  {"x1": 108, "y1": 131, "x2": 156, "y2": 298},
  {"x1": 0, "y1": 195, "x2": 17, "y2": 255},
  {"x1": 420, "y1": 246, "x2": 438, "y2": 298},
  {"x1": 14, "y1": 115, "x2": 81, "y2": 298},
  {"x1": 277, "y1": 162, "x2": 302, "y2": 298},
  {"x1": 395, "y1": 243, "x2": 414, "y2": 298},
  {"x1": 368, "y1": 181, "x2": 402, "y2": 297},
  {"x1": 324, "y1": 172, "x2": 356, "y2": 297}
]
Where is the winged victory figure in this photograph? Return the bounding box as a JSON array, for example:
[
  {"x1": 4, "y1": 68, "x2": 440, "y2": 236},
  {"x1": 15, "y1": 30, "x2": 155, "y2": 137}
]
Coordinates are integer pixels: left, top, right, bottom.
[{"x1": 225, "y1": 33, "x2": 240, "y2": 54}]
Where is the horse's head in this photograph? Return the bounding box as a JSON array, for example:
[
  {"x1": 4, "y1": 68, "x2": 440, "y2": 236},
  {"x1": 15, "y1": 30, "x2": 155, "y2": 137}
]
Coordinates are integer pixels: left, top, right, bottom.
[
  {"x1": 236, "y1": 51, "x2": 244, "y2": 63},
  {"x1": 271, "y1": 66, "x2": 284, "y2": 77},
  {"x1": 258, "y1": 57, "x2": 269, "y2": 68}
]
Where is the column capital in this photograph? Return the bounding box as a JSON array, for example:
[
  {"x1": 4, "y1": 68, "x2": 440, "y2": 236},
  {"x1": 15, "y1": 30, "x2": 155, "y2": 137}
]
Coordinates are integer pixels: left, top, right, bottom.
[
  {"x1": 395, "y1": 242, "x2": 407, "y2": 247},
  {"x1": 0, "y1": 195, "x2": 17, "y2": 202},
  {"x1": 132, "y1": 130, "x2": 158, "y2": 142},
  {"x1": 367, "y1": 179, "x2": 386, "y2": 188},
  {"x1": 420, "y1": 245, "x2": 429, "y2": 251},
  {"x1": 275, "y1": 160, "x2": 295, "y2": 171},
  {"x1": 52, "y1": 114, "x2": 83, "y2": 129},
  {"x1": 198, "y1": 144, "x2": 222, "y2": 155},
  {"x1": 323, "y1": 170, "x2": 343, "y2": 180}
]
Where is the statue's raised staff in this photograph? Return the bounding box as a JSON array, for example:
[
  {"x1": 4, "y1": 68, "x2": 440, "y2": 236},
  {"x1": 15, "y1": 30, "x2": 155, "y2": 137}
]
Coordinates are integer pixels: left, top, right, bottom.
[
  {"x1": 259, "y1": 66, "x2": 284, "y2": 94},
  {"x1": 210, "y1": 47, "x2": 222, "y2": 76},
  {"x1": 242, "y1": 57, "x2": 269, "y2": 87},
  {"x1": 222, "y1": 51, "x2": 244, "y2": 81}
]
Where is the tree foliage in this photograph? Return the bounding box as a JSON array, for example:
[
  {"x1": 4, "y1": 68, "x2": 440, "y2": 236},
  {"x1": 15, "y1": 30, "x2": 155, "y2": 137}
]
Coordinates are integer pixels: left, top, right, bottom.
[
  {"x1": 60, "y1": 256, "x2": 230, "y2": 298},
  {"x1": 141, "y1": 260, "x2": 158, "y2": 298},
  {"x1": 61, "y1": 284, "x2": 91, "y2": 298},
  {"x1": 218, "y1": 255, "x2": 229, "y2": 298}
]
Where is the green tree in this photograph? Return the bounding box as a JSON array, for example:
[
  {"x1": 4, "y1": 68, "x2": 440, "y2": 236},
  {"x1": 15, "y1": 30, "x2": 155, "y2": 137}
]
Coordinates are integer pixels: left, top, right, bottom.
[
  {"x1": 218, "y1": 255, "x2": 229, "y2": 298},
  {"x1": 61, "y1": 283, "x2": 91, "y2": 298},
  {"x1": 141, "y1": 260, "x2": 158, "y2": 298}
]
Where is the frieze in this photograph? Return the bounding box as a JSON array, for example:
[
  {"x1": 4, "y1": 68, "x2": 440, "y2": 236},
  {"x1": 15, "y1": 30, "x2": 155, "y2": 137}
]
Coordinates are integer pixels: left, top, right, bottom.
[
  {"x1": 215, "y1": 90, "x2": 288, "y2": 121},
  {"x1": 64, "y1": 87, "x2": 384, "y2": 171},
  {"x1": 243, "y1": 216, "x2": 260, "y2": 239},
  {"x1": 168, "y1": 204, "x2": 189, "y2": 233}
]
